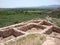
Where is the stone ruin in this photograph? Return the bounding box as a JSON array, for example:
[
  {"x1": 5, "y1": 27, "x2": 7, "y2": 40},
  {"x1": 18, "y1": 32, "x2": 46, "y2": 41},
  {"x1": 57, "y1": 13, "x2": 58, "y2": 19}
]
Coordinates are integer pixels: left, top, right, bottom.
[{"x1": 0, "y1": 20, "x2": 60, "y2": 45}]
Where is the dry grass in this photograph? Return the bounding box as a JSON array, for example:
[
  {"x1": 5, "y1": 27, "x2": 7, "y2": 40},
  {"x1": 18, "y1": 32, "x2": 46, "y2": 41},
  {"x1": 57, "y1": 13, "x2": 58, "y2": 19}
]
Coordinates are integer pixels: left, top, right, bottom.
[{"x1": 16, "y1": 34, "x2": 46, "y2": 45}]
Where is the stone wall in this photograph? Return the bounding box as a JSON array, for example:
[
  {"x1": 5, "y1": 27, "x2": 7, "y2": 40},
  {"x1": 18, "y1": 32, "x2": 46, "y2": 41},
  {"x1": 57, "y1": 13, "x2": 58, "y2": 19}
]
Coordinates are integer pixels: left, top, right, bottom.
[{"x1": 0, "y1": 20, "x2": 60, "y2": 45}]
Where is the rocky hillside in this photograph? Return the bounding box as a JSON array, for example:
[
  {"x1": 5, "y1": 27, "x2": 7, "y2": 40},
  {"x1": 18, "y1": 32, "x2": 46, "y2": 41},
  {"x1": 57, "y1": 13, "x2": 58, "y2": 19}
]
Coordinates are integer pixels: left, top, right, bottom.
[{"x1": 47, "y1": 8, "x2": 60, "y2": 18}]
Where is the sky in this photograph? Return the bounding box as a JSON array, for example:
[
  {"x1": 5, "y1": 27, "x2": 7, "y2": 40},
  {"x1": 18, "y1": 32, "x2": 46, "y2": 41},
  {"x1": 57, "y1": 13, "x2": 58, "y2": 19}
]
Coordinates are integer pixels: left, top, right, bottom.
[{"x1": 0, "y1": 0, "x2": 60, "y2": 8}]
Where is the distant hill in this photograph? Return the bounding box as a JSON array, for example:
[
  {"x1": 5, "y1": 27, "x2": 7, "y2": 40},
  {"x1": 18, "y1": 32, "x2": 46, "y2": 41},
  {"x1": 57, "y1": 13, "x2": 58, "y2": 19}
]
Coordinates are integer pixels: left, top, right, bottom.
[
  {"x1": 39, "y1": 5, "x2": 60, "y2": 9},
  {"x1": 0, "y1": 5, "x2": 60, "y2": 9}
]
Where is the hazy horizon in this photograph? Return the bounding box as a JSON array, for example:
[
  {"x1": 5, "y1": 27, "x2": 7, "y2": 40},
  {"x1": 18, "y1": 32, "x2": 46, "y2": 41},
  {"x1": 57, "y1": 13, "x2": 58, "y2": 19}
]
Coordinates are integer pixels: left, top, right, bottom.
[{"x1": 0, "y1": 0, "x2": 60, "y2": 8}]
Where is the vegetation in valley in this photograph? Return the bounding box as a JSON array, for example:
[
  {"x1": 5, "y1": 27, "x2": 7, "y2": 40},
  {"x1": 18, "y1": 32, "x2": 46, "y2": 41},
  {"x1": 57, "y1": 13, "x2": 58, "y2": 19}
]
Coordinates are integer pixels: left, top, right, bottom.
[{"x1": 0, "y1": 8, "x2": 60, "y2": 27}]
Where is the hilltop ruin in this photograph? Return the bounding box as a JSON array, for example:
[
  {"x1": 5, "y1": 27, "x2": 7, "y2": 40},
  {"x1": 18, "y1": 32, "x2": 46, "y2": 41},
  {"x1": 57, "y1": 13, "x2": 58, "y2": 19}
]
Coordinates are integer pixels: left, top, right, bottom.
[{"x1": 0, "y1": 20, "x2": 60, "y2": 45}]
